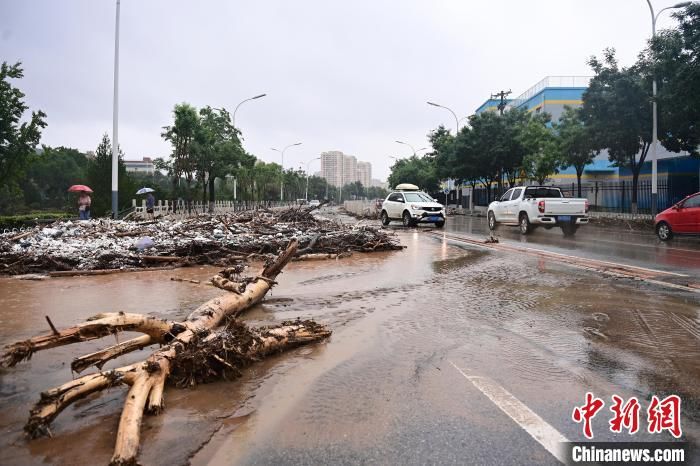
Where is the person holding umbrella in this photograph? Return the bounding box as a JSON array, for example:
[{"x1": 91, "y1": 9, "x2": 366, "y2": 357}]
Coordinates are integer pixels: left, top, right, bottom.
[
  {"x1": 136, "y1": 187, "x2": 156, "y2": 219},
  {"x1": 68, "y1": 185, "x2": 93, "y2": 220}
]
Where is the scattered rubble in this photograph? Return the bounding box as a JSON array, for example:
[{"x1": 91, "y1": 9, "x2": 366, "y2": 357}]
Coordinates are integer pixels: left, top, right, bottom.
[{"x1": 0, "y1": 207, "x2": 404, "y2": 275}]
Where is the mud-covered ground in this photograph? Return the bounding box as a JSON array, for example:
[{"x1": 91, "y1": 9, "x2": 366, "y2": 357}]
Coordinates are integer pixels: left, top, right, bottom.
[{"x1": 0, "y1": 228, "x2": 698, "y2": 465}]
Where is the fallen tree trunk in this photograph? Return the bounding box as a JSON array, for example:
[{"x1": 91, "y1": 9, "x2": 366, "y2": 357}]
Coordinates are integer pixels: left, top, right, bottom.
[{"x1": 1, "y1": 239, "x2": 331, "y2": 465}]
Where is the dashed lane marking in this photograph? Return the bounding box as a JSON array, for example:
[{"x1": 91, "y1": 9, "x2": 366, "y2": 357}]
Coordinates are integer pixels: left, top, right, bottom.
[{"x1": 449, "y1": 360, "x2": 569, "y2": 464}]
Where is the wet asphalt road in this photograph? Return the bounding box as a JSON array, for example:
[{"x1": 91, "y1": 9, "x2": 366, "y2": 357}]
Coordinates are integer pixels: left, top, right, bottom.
[
  {"x1": 195, "y1": 226, "x2": 700, "y2": 465},
  {"x1": 444, "y1": 214, "x2": 700, "y2": 279},
  {"x1": 1, "y1": 213, "x2": 698, "y2": 465}
]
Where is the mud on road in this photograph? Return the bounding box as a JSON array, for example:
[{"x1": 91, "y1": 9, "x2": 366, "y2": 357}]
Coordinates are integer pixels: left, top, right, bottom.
[{"x1": 0, "y1": 230, "x2": 698, "y2": 465}]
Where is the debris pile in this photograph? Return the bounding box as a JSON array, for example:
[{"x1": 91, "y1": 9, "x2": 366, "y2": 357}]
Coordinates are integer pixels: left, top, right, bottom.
[{"x1": 0, "y1": 207, "x2": 403, "y2": 275}]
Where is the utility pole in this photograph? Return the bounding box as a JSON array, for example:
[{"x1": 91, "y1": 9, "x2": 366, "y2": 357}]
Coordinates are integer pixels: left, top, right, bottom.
[
  {"x1": 111, "y1": 0, "x2": 120, "y2": 219},
  {"x1": 644, "y1": 1, "x2": 690, "y2": 215},
  {"x1": 491, "y1": 89, "x2": 511, "y2": 193},
  {"x1": 490, "y1": 90, "x2": 512, "y2": 115}
]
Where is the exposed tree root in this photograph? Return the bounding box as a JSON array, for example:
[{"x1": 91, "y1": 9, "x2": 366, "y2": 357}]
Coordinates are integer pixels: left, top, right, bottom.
[{"x1": 1, "y1": 240, "x2": 332, "y2": 465}]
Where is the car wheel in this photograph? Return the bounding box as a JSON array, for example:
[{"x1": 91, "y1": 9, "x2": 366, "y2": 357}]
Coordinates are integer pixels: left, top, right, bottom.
[
  {"x1": 435, "y1": 221, "x2": 445, "y2": 228},
  {"x1": 656, "y1": 222, "x2": 673, "y2": 241},
  {"x1": 402, "y1": 211, "x2": 414, "y2": 227},
  {"x1": 488, "y1": 211, "x2": 497, "y2": 230},
  {"x1": 381, "y1": 210, "x2": 390, "y2": 226},
  {"x1": 561, "y1": 224, "x2": 578, "y2": 237},
  {"x1": 519, "y1": 213, "x2": 531, "y2": 235}
]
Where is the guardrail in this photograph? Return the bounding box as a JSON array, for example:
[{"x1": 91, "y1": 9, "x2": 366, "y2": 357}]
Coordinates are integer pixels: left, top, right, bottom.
[{"x1": 130, "y1": 199, "x2": 299, "y2": 220}]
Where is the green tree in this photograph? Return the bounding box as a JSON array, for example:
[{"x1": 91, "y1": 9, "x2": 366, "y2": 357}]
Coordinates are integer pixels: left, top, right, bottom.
[
  {"x1": 0, "y1": 62, "x2": 47, "y2": 214},
  {"x1": 195, "y1": 106, "x2": 246, "y2": 210},
  {"x1": 23, "y1": 146, "x2": 89, "y2": 210},
  {"x1": 387, "y1": 155, "x2": 439, "y2": 194},
  {"x1": 86, "y1": 133, "x2": 133, "y2": 217},
  {"x1": 645, "y1": 4, "x2": 700, "y2": 156},
  {"x1": 557, "y1": 107, "x2": 598, "y2": 197},
  {"x1": 581, "y1": 49, "x2": 651, "y2": 213},
  {"x1": 366, "y1": 186, "x2": 388, "y2": 200},
  {"x1": 517, "y1": 113, "x2": 561, "y2": 185},
  {"x1": 428, "y1": 125, "x2": 455, "y2": 180},
  {"x1": 462, "y1": 112, "x2": 503, "y2": 202},
  {"x1": 341, "y1": 181, "x2": 365, "y2": 201},
  {"x1": 501, "y1": 108, "x2": 530, "y2": 187},
  {"x1": 162, "y1": 103, "x2": 200, "y2": 206},
  {"x1": 305, "y1": 175, "x2": 331, "y2": 201}
]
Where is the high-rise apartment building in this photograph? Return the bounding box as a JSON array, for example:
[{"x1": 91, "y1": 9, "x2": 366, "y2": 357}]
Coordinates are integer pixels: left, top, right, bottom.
[
  {"x1": 356, "y1": 161, "x2": 372, "y2": 188},
  {"x1": 343, "y1": 155, "x2": 357, "y2": 186},
  {"x1": 320, "y1": 151, "x2": 373, "y2": 187},
  {"x1": 320, "y1": 151, "x2": 344, "y2": 187}
]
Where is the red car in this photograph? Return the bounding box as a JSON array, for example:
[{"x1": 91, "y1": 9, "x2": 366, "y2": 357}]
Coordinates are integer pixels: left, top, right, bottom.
[{"x1": 655, "y1": 192, "x2": 700, "y2": 241}]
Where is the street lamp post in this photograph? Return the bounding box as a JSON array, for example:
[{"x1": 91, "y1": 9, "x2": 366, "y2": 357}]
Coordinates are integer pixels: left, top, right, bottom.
[
  {"x1": 233, "y1": 94, "x2": 266, "y2": 128},
  {"x1": 645, "y1": 1, "x2": 690, "y2": 215},
  {"x1": 111, "y1": 0, "x2": 120, "y2": 219},
  {"x1": 428, "y1": 101, "x2": 461, "y2": 212},
  {"x1": 271, "y1": 143, "x2": 302, "y2": 202},
  {"x1": 305, "y1": 157, "x2": 320, "y2": 201},
  {"x1": 395, "y1": 140, "x2": 417, "y2": 156},
  {"x1": 392, "y1": 145, "x2": 429, "y2": 159},
  {"x1": 427, "y1": 101, "x2": 460, "y2": 135}
]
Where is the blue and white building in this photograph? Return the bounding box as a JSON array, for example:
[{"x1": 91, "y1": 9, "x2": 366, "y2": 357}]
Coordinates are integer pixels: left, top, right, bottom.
[{"x1": 463, "y1": 76, "x2": 700, "y2": 210}]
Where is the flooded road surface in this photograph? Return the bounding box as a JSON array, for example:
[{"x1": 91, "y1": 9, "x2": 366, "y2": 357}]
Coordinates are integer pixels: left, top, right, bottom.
[
  {"x1": 444, "y1": 215, "x2": 700, "y2": 279},
  {"x1": 1, "y1": 230, "x2": 699, "y2": 465}
]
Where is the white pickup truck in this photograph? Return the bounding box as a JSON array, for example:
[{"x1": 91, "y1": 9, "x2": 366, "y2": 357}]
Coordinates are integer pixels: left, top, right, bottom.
[{"x1": 487, "y1": 186, "x2": 589, "y2": 236}]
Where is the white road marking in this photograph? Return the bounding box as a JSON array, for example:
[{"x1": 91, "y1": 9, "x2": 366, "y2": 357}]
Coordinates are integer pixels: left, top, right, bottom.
[{"x1": 449, "y1": 361, "x2": 569, "y2": 464}]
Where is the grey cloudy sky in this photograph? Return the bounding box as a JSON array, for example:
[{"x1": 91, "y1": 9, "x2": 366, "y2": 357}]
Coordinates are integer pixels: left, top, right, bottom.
[{"x1": 2, "y1": 0, "x2": 684, "y2": 181}]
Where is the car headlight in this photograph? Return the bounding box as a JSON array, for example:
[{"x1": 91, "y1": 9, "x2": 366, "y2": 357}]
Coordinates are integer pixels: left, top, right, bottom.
[{"x1": 411, "y1": 204, "x2": 422, "y2": 210}]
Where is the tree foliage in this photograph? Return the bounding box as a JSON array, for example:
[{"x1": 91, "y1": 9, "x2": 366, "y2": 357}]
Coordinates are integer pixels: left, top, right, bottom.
[
  {"x1": 22, "y1": 146, "x2": 90, "y2": 210},
  {"x1": 557, "y1": 107, "x2": 598, "y2": 196},
  {"x1": 161, "y1": 103, "x2": 200, "y2": 203},
  {"x1": 86, "y1": 133, "x2": 134, "y2": 216},
  {"x1": 195, "y1": 106, "x2": 248, "y2": 209},
  {"x1": 0, "y1": 62, "x2": 47, "y2": 214},
  {"x1": 645, "y1": 4, "x2": 700, "y2": 156},
  {"x1": 517, "y1": 113, "x2": 560, "y2": 185},
  {"x1": 387, "y1": 155, "x2": 439, "y2": 194},
  {"x1": 581, "y1": 48, "x2": 651, "y2": 210}
]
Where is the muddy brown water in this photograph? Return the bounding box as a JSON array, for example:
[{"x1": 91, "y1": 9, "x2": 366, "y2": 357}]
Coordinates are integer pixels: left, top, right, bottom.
[{"x1": 0, "y1": 231, "x2": 698, "y2": 465}]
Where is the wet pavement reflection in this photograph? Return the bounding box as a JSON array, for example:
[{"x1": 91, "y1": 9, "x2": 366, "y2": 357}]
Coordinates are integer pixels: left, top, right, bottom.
[{"x1": 445, "y1": 215, "x2": 700, "y2": 277}]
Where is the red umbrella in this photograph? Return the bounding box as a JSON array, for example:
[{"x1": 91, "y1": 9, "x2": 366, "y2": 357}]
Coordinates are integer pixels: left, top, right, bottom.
[{"x1": 67, "y1": 185, "x2": 93, "y2": 193}]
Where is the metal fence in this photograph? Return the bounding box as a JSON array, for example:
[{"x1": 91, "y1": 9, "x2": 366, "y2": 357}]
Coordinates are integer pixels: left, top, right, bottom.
[{"x1": 470, "y1": 178, "x2": 694, "y2": 214}]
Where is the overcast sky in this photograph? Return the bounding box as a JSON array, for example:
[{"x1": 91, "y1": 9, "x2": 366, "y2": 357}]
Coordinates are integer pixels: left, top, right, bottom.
[{"x1": 2, "y1": 0, "x2": 684, "y2": 181}]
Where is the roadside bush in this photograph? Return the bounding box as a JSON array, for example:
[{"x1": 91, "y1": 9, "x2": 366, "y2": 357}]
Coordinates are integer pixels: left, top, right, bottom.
[{"x1": 0, "y1": 211, "x2": 71, "y2": 230}]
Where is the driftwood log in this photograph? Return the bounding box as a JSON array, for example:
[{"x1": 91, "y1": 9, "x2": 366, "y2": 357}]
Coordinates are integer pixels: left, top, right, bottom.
[{"x1": 1, "y1": 239, "x2": 331, "y2": 465}]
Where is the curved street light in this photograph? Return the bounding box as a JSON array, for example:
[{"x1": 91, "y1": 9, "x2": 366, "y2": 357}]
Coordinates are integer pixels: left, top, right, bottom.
[
  {"x1": 233, "y1": 93, "x2": 266, "y2": 127},
  {"x1": 395, "y1": 140, "x2": 417, "y2": 156},
  {"x1": 645, "y1": 1, "x2": 690, "y2": 215},
  {"x1": 394, "y1": 142, "x2": 430, "y2": 157},
  {"x1": 427, "y1": 101, "x2": 460, "y2": 134},
  {"x1": 271, "y1": 142, "x2": 302, "y2": 201}
]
